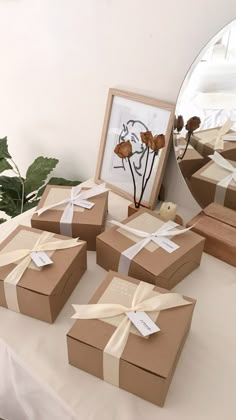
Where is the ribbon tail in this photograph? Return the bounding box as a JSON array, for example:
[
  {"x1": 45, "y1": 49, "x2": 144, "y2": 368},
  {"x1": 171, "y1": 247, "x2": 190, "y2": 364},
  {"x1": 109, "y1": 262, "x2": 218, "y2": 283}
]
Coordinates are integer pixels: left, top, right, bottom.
[
  {"x1": 135, "y1": 292, "x2": 192, "y2": 313},
  {"x1": 76, "y1": 183, "x2": 109, "y2": 201},
  {"x1": 71, "y1": 303, "x2": 128, "y2": 319},
  {"x1": 209, "y1": 152, "x2": 235, "y2": 172},
  {"x1": 110, "y1": 220, "x2": 149, "y2": 238},
  {"x1": 38, "y1": 238, "x2": 84, "y2": 252},
  {"x1": 35, "y1": 198, "x2": 70, "y2": 215},
  {"x1": 0, "y1": 249, "x2": 30, "y2": 266}
]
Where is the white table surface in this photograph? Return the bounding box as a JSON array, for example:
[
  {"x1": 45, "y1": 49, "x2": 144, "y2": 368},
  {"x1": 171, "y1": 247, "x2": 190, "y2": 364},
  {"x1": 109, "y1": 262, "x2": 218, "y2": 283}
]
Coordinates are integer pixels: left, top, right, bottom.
[{"x1": 0, "y1": 181, "x2": 236, "y2": 420}]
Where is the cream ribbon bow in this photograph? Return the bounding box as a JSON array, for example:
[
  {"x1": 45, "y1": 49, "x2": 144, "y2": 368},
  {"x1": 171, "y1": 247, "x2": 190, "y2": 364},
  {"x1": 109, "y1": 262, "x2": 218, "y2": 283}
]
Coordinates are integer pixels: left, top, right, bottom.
[
  {"x1": 209, "y1": 152, "x2": 236, "y2": 204},
  {"x1": 199, "y1": 119, "x2": 233, "y2": 150},
  {"x1": 35, "y1": 183, "x2": 109, "y2": 236},
  {"x1": 110, "y1": 220, "x2": 192, "y2": 274},
  {"x1": 72, "y1": 280, "x2": 191, "y2": 386},
  {"x1": 0, "y1": 231, "x2": 84, "y2": 312}
]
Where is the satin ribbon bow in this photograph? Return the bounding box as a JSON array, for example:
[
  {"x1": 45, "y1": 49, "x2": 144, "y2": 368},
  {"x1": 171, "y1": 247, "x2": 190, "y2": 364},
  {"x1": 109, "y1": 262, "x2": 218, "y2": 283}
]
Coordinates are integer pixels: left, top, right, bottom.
[
  {"x1": 72, "y1": 280, "x2": 192, "y2": 386},
  {"x1": 35, "y1": 183, "x2": 109, "y2": 236},
  {"x1": 199, "y1": 119, "x2": 233, "y2": 150},
  {"x1": 0, "y1": 231, "x2": 84, "y2": 312}
]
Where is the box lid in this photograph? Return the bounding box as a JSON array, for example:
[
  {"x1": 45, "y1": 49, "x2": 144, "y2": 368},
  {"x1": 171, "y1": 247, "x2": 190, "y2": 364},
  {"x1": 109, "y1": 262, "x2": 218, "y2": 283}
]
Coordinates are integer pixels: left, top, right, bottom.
[
  {"x1": 68, "y1": 271, "x2": 195, "y2": 379},
  {"x1": 0, "y1": 225, "x2": 85, "y2": 296},
  {"x1": 203, "y1": 203, "x2": 236, "y2": 228}
]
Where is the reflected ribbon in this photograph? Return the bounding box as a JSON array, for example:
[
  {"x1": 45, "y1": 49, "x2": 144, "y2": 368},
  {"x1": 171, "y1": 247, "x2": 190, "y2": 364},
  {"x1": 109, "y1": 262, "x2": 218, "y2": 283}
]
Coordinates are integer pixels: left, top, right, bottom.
[
  {"x1": 35, "y1": 183, "x2": 109, "y2": 236},
  {"x1": 110, "y1": 219, "x2": 192, "y2": 275},
  {"x1": 199, "y1": 119, "x2": 233, "y2": 150},
  {"x1": 209, "y1": 152, "x2": 236, "y2": 205},
  {"x1": 72, "y1": 280, "x2": 192, "y2": 386},
  {"x1": 0, "y1": 231, "x2": 84, "y2": 312}
]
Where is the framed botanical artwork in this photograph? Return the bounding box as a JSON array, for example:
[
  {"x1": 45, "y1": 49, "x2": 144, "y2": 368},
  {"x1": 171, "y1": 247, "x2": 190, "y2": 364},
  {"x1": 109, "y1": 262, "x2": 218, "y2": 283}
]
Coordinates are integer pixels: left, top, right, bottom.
[{"x1": 95, "y1": 88, "x2": 175, "y2": 209}]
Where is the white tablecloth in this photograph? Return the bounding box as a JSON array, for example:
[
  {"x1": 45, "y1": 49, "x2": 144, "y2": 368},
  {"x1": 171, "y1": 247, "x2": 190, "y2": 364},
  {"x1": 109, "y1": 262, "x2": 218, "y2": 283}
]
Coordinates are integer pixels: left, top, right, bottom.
[{"x1": 0, "y1": 183, "x2": 235, "y2": 420}]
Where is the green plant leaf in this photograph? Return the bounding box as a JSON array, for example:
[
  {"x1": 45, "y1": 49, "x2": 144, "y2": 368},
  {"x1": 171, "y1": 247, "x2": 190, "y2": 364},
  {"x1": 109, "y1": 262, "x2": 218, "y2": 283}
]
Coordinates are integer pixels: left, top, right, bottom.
[
  {"x1": 24, "y1": 157, "x2": 59, "y2": 195},
  {"x1": 0, "y1": 158, "x2": 13, "y2": 173},
  {"x1": 0, "y1": 137, "x2": 11, "y2": 159},
  {"x1": 0, "y1": 218, "x2": 7, "y2": 224},
  {"x1": 0, "y1": 176, "x2": 23, "y2": 199},
  {"x1": 36, "y1": 176, "x2": 81, "y2": 199},
  {"x1": 48, "y1": 177, "x2": 81, "y2": 187},
  {"x1": 0, "y1": 191, "x2": 20, "y2": 217}
]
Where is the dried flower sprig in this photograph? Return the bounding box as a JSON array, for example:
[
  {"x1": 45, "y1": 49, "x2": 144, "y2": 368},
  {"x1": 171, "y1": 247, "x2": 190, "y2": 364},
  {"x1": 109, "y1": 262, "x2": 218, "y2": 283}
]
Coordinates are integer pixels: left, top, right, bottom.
[
  {"x1": 175, "y1": 115, "x2": 201, "y2": 161},
  {"x1": 114, "y1": 131, "x2": 165, "y2": 208},
  {"x1": 174, "y1": 115, "x2": 184, "y2": 133}
]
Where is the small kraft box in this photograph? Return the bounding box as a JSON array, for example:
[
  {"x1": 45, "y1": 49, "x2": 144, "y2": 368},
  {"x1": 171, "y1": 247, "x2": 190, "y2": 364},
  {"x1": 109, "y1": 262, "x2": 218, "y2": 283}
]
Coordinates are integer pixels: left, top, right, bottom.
[
  {"x1": 176, "y1": 137, "x2": 205, "y2": 179},
  {"x1": 67, "y1": 271, "x2": 196, "y2": 407},
  {"x1": 187, "y1": 203, "x2": 236, "y2": 266},
  {"x1": 0, "y1": 225, "x2": 87, "y2": 322},
  {"x1": 31, "y1": 183, "x2": 109, "y2": 250},
  {"x1": 190, "y1": 152, "x2": 236, "y2": 210},
  {"x1": 96, "y1": 208, "x2": 205, "y2": 290},
  {"x1": 190, "y1": 124, "x2": 236, "y2": 161}
]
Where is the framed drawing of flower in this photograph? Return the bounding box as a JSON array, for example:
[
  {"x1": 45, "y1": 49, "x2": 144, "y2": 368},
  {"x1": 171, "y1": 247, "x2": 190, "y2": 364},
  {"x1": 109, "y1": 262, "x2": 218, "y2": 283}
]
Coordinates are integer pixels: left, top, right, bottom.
[{"x1": 95, "y1": 89, "x2": 175, "y2": 209}]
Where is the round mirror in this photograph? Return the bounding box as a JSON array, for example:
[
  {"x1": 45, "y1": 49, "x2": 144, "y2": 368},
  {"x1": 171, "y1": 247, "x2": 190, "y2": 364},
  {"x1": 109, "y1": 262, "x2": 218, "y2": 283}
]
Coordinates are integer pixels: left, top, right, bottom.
[{"x1": 175, "y1": 19, "x2": 236, "y2": 211}]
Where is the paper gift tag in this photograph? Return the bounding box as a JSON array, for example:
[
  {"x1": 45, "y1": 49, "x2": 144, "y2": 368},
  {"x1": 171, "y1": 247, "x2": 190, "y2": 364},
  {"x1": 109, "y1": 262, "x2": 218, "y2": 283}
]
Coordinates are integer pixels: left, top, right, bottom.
[
  {"x1": 126, "y1": 311, "x2": 160, "y2": 336},
  {"x1": 30, "y1": 252, "x2": 53, "y2": 268}
]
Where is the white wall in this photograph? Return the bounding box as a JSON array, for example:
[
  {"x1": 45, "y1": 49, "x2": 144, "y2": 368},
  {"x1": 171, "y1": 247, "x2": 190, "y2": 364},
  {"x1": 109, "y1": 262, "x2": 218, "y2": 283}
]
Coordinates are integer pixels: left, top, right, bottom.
[{"x1": 0, "y1": 0, "x2": 235, "y2": 211}]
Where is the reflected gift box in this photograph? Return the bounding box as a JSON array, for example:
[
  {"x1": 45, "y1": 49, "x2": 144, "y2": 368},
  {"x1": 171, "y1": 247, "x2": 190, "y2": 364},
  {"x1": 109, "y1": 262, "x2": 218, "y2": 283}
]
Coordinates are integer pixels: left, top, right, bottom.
[
  {"x1": 176, "y1": 137, "x2": 205, "y2": 179},
  {"x1": 0, "y1": 225, "x2": 87, "y2": 322},
  {"x1": 190, "y1": 124, "x2": 236, "y2": 161},
  {"x1": 31, "y1": 184, "x2": 109, "y2": 250},
  {"x1": 96, "y1": 208, "x2": 205, "y2": 290},
  {"x1": 67, "y1": 271, "x2": 196, "y2": 406},
  {"x1": 190, "y1": 153, "x2": 236, "y2": 210},
  {"x1": 187, "y1": 203, "x2": 236, "y2": 267}
]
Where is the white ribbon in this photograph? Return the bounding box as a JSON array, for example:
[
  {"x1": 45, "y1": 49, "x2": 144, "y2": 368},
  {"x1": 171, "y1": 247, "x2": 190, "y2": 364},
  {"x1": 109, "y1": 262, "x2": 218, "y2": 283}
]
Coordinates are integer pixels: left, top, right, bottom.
[
  {"x1": 209, "y1": 152, "x2": 236, "y2": 205},
  {"x1": 110, "y1": 220, "x2": 192, "y2": 275},
  {"x1": 35, "y1": 183, "x2": 109, "y2": 236},
  {"x1": 72, "y1": 280, "x2": 192, "y2": 386},
  {"x1": 0, "y1": 231, "x2": 84, "y2": 312},
  {"x1": 198, "y1": 119, "x2": 233, "y2": 150}
]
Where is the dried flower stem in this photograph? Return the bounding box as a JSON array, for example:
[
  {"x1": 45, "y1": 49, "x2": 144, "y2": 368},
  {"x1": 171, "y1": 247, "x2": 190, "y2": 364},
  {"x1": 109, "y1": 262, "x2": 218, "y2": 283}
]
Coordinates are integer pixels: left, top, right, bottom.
[
  {"x1": 128, "y1": 157, "x2": 137, "y2": 207},
  {"x1": 177, "y1": 131, "x2": 192, "y2": 161},
  {"x1": 136, "y1": 151, "x2": 157, "y2": 208}
]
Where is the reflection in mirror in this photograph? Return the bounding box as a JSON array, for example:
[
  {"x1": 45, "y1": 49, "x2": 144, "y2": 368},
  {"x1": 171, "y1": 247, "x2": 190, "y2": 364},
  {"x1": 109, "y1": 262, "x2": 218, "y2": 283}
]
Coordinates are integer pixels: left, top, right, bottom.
[{"x1": 175, "y1": 19, "x2": 236, "y2": 211}]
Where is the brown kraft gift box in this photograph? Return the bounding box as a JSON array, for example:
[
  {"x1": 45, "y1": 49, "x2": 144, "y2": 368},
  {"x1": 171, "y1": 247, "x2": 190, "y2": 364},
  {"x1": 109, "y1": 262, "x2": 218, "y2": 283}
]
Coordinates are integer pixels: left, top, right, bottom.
[
  {"x1": 96, "y1": 209, "x2": 205, "y2": 289},
  {"x1": 190, "y1": 127, "x2": 236, "y2": 161},
  {"x1": 31, "y1": 185, "x2": 109, "y2": 250},
  {"x1": 190, "y1": 158, "x2": 236, "y2": 210},
  {"x1": 0, "y1": 225, "x2": 87, "y2": 322},
  {"x1": 67, "y1": 270, "x2": 196, "y2": 406},
  {"x1": 187, "y1": 203, "x2": 236, "y2": 266}
]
